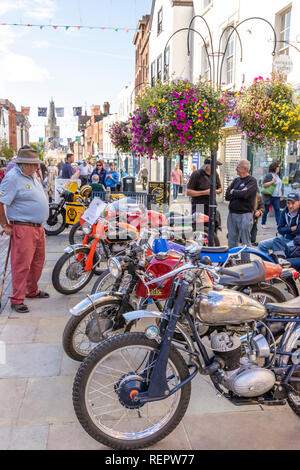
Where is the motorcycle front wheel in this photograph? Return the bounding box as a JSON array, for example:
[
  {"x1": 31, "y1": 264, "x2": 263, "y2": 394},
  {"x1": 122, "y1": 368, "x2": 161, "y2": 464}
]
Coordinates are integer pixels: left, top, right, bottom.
[
  {"x1": 52, "y1": 247, "x2": 96, "y2": 295},
  {"x1": 73, "y1": 332, "x2": 191, "y2": 450},
  {"x1": 63, "y1": 297, "x2": 126, "y2": 361},
  {"x1": 69, "y1": 221, "x2": 85, "y2": 245},
  {"x1": 44, "y1": 204, "x2": 66, "y2": 236}
]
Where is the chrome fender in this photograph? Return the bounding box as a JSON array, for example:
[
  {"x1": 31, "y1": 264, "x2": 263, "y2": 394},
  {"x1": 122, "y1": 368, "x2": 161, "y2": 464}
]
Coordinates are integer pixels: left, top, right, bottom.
[
  {"x1": 123, "y1": 310, "x2": 163, "y2": 324},
  {"x1": 69, "y1": 291, "x2": 123, "y2": 317},
  {"x1": 122, "y1": 310, "x2": 195, "y2": 352},
  {"x1": 64, "y1": 244, "x2": 90, "y2": 254}
]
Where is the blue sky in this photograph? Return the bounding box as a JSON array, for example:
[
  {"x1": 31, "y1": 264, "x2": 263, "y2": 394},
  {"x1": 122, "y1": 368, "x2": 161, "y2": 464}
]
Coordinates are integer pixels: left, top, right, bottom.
[{"x1": 0, "y1": 0, "x2": 152, "y2": 142}]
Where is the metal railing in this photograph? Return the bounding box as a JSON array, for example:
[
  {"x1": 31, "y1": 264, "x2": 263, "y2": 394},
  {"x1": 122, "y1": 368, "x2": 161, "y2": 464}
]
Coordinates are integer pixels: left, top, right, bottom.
[{"x1": 91, "y1": 191, "x2": 157, "y2": 209}]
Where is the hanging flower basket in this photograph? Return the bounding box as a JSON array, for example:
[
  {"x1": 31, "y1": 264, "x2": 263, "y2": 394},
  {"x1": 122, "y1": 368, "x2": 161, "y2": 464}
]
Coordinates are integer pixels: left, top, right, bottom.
[
  {"x1": 128, "y1": 80, "x2": 234, "y2": 159},
  {"x1": 107, "y1": 121, "x2": 131, "y2": 153},
  {"x1": 236, "y1": 76, "x2": 300, "y2": 148}
]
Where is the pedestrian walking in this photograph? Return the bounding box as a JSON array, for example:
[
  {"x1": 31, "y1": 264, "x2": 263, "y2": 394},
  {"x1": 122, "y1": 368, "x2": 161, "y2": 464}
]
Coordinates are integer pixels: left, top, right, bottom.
[
  {"x1": 170, "y1": 163, "x2": 183, "y2": 201},
  {"x1": 0, "y1": 147, "x2": 49, "y2": 313},
  {"x1": 47, "y1": 160, "x2": 58, "y2": 202},
  {"x1": 138, "y1": 164, "x2": 149, "y2": 190},
  {"x1": 261, "y1": 161, "x2": 283, "y2": 228},
  {"x1": 225, "y1": 159, "x2": 258, "y2": 261},
  {"x1": 105, "y1": 162, "x2": 119, "y2": 191},
  {"x1": 78, "y1": 160, "x2": 89, "y2": 185},
  {"x1": 61, "y1": 152, "x2": 75, "y2": 179},
  {"x1": 187, "y1": 158, "x2": 222, "y2": 216}
]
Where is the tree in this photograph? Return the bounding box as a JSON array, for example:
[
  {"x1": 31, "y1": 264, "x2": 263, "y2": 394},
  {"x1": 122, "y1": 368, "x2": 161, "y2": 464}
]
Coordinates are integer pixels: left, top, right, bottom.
[
  {"x1": 30, "y1": 142, "x2": 45, "y2": 160},
  {"x1": 0, "y1": 139, "x2": 14, "y2": 161}
]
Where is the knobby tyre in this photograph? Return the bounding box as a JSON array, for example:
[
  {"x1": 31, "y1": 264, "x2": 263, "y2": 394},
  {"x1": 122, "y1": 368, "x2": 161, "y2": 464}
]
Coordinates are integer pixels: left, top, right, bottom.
[{"x1": 73, "y1": 332, "x2": 191, "y2": 449}]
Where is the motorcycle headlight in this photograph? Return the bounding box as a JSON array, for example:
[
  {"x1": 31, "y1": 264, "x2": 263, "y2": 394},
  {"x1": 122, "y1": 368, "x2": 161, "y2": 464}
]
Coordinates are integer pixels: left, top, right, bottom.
[
  {"x1": 82, "y1": 222, "x2": 92, "y2": 235},
  {"x1": 108, "y1": 257, "x2": 122, "y2": 278}
]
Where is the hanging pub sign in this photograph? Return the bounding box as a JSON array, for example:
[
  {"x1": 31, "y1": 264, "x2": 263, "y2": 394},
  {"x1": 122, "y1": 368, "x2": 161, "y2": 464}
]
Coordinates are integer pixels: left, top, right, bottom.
[
  {"x1": 38, "y1": 107, "x2": 47, "y2": 117},
  {"x1": 21, "y1": 106, "x2": 30, "y2": 116},
  {"x1": 55, "y1": 107, "x2": 64, "y2": 117},
  {"x1": 73, "y1": 107, "x2": 82, "y2": 117}
]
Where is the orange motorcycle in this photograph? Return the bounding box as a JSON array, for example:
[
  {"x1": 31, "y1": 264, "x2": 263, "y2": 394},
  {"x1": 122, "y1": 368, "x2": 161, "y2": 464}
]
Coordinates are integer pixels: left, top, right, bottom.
[{"x1": 52, "y1": 200, "x2": 140, "y2": 294}]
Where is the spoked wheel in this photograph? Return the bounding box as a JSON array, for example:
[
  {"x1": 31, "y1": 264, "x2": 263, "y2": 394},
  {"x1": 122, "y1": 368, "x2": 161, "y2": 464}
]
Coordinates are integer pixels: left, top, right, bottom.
[
  {"x1": 52, "y1": 247, "x2": 95, "y2": 294},
  {"x1": 91, "y1": 270, "x2": 116, "y2": 295},
  {"x1": 69, "y1": 222, "x2": 85, "y2": 245},
  {"x1": 243, "y1": 284, "x2": 287, "y2": 305},
  {"x1": 44, "y1": 205, "x2": 66, "y2": 236},
  {"x1": 63, "y1": 298, "x2": 125, "y2": 361},
  {"x1": 73, "y1": 333, "x2": 191, "y2": 450}
]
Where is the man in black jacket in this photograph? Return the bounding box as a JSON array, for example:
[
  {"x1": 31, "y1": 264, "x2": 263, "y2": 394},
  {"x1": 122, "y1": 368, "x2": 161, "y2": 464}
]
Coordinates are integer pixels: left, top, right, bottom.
[{"x1": 225, "y1": 160, "x2": 258, "y2": 260}]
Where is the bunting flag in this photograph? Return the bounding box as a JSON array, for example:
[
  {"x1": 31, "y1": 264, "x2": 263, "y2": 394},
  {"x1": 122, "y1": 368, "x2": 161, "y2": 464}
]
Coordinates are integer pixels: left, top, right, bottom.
[
  {"x1": 59, "y1": 138, "x2": 63, "y2": 143},
  {"x1": 48, "y1": 137, "x2": 53, "y2": 142},
  {"x1": 38, "y1": 107, "x2": 47, "y2": 117},
  {"x1": 38, "y1": 137, "x2": 43, "y2": 142},
  {"x1": 64, "y1": 146, "x2": 68, "y2": 151},
  {"x1": 55, "y1": 107, "x2": 64, "y2": 117},
  {"x1": 0, "y1": 23, "x2": 142, "y2": 33},
  {"x1": 73, "y1": 107, "x2": 82, "y2": 117},
  {"x1": 67, "y1": 138, "x2": 72, "y2": 143},
  {"x1": 21, "y1": 106, "x2": 30, "y2": 116},
  {"x1": 91, "y1": 105, "x2": 101, "y2": 116},
  {"x1": 76, "y1": 137, "x2": 81, "y2": 142}
]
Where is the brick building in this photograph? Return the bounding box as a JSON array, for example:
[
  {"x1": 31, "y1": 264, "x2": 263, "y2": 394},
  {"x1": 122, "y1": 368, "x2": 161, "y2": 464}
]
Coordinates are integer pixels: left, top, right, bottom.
[
  {"x1": 133, "y1": 15, "x2": 151, "y2": 96},
  {"x1": 0, "y1": 99, "x2": 17, "y2": 150}
]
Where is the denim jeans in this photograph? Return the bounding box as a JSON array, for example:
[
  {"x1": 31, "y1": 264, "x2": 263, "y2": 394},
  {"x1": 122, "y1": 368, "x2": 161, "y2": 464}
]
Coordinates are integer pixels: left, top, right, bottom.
[
  {"x1": 173, "y1": 183, "x2": 180, "y2": 200},
  {"x1": 262, "y1": 196, "x2": 281, "y2": 225},
  {"x1": 227, "y1": 212, "x2": 253, "y2": 261},
  {"x1": 258, "y1": 235, "x2": 294, "y2": 256}
]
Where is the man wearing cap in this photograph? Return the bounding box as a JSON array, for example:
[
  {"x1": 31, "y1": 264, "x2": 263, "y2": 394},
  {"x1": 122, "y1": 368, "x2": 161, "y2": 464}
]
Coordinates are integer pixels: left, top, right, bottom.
[
  {"x1": 258, "y1": 192, "x2": 300, "y2": 258},
  {"x1": 187, "y1": 158, "x2": 223, "y2": 216},
  {"x1": 0, "y1": 147, "x2": 49, "y2": 313},
  {"x1": 61, "y1": 152, "x2": 74, "y2": 179}
]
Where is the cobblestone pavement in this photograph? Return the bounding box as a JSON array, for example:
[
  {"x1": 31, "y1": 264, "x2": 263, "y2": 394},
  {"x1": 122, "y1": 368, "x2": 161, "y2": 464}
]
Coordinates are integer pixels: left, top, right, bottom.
[{"x1": 0, "y1": 205, "x2": 299, "y2": 450}]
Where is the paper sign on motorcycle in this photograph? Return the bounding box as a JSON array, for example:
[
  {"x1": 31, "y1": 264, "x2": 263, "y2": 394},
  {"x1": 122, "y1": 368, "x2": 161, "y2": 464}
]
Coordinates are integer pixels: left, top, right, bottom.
[{"x1": 81, "y1": 197, "x2": 107, "y2": 225}]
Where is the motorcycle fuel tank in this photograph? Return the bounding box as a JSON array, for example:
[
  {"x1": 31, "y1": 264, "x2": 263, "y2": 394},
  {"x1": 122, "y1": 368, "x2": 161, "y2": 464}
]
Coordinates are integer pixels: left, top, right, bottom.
[
  {"x1": 136, "y1": 253, "x2": 182, "y2": 299},
  {"x1": 194, "y1": 289, "x2": 266, "y2": 325}
]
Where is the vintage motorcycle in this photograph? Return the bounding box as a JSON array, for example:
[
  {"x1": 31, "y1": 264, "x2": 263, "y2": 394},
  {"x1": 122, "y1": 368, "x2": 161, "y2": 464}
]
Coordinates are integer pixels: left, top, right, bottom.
[
  {"x1": 44, "y1": 182, "x2": 90, "y2": 236},
  {"x1": 63, "y1": 231, "x2": 293, "y2": 362},
  {"x1": 72, "y1": 245, "x2": 300, "y2": 449}
]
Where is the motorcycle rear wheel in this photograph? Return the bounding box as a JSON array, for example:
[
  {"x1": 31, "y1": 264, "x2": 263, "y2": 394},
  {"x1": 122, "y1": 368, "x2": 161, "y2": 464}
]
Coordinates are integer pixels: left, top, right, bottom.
[
  {"x1": 73, "y1": 332, "x2": 191, "y2": 450},
  {"x1": 242, "y1": 283, "x2": 287, "y2": 304},
  {"x1": 44, "y1": 205, "x2": 66, "y2": 236}
]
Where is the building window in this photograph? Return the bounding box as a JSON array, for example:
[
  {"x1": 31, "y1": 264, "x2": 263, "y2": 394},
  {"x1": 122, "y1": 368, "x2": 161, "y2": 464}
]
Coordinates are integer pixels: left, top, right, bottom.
[
  {"x1": 157, "y1": 7, "x2": 163, "y2": 35},
  {"x1": 279, "y1": 8, "x2": 291, "y2": 55},
  {"x1": 157, "y1": 54, "x2": 162, "y2": 81},
  {"x1": 224, "y1": 28, "x2": 234, "y2": 85},
  {"x1": 151, "y1": 61, "x2": 156, "y2": 87},
  {"x1": 164, "y1": 46, "x2": 170, "y2": 81}
]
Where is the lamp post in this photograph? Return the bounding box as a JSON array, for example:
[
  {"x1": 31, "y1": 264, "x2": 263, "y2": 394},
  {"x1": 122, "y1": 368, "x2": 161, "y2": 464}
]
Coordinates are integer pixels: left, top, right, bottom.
[{"x1": 163, "y1": 16, "x2": 277, "y2": 245}]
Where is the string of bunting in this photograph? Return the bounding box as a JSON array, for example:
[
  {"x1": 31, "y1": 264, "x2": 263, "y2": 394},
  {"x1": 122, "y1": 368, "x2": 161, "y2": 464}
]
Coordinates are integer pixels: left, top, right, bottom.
[
  {"x1": 21, "y1": 105, "x2": 108, "y2": 117},
  {"x1": 0, "y1": 22, "x2": 157, "y2": 33}
]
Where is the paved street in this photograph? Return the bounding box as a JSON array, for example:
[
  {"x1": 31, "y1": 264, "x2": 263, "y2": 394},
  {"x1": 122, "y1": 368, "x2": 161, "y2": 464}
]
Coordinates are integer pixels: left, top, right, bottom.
[{"x1": 0, "y1": 202, "x2": 299, "y2": 450}]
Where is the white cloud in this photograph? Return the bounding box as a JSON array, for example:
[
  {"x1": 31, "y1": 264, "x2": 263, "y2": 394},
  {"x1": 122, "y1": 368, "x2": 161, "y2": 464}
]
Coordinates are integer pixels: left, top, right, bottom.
[
  {"x1": 0, "y1": 0, "x2": 56, "y2": 21},
  {"x1": 33, "y1": 40, "x2": 50, "y2": 48},
  {"x1": 0, "y1": 26, "x2": 51, "y2": 82}
]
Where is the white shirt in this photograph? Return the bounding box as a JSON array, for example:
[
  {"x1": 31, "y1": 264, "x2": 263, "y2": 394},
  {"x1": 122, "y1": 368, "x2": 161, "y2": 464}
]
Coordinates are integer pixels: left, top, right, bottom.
[
  {"x1": 271, "y1": 173, "x2": 282, "y2": 197},
  {"x1": 78, "y1": 164, "x2": 89, "y2": 176}
]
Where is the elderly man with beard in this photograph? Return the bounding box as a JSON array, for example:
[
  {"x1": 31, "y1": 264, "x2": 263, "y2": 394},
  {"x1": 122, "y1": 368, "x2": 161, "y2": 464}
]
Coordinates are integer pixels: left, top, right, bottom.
[{"x1": 0, "y1": 147, "x2": 49, "y2": 313}]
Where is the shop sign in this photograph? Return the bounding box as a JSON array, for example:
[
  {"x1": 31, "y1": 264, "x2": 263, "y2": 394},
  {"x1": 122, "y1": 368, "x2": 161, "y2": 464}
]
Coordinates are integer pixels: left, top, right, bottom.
[{"x1": 273, "y1": 55, "x2": 293, "y2": 75}]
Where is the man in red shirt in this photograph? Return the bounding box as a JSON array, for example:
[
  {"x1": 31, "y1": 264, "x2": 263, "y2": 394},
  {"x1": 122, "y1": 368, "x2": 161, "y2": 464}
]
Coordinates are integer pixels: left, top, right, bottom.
[{"x1": 170, "y1": 163, "x2": 183, "y2": 201}]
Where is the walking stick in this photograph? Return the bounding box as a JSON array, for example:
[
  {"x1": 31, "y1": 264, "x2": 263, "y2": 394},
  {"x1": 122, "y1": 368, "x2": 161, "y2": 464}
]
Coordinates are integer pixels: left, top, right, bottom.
[{"x1": 0, "y1": 235, "x2": 11, "y2": 309}]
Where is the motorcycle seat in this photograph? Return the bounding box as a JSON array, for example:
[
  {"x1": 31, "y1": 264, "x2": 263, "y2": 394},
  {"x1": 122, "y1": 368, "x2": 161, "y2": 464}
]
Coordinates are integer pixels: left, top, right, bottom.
[
  {"x1": 219, "y1": 259, "x2": 265, "y2": 286},
  {"x1": 201, "y1": 246, "x2": 228, "y2": 253},
  {"x1": 265, "y1": 296, "x2": 300, "y2": 316}
]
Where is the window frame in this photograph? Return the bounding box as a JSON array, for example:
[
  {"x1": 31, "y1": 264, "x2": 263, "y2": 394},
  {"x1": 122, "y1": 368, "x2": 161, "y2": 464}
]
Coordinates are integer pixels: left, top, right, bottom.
[
  {"x1": 151, "y1": 60, "x2": 156, "y2": 87},
  {"x1": 157, "y1": 7, "x2": 163, "y2": 36},
  {"x1": 279, "y1": 7, "x2": 291, "y2": 55},
  {"x1": 164, "y1": 46, "x2": 170, "y2": 81},
  {"x1": 223, "y1": 27, "x2": 234, "y2": 85},
  {"x1": 157, "y1": 54, "x2": 162, "y2": 82}
]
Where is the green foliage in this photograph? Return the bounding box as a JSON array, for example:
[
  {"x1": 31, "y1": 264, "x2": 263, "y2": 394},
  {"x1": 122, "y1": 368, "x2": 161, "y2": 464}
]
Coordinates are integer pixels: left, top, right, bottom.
[
  {"x1": 30, "y1": 142, "x2": 44, "y2": 160},
  {"x1": 0, "y1": 139, "x2": 14, "y2": 161}
]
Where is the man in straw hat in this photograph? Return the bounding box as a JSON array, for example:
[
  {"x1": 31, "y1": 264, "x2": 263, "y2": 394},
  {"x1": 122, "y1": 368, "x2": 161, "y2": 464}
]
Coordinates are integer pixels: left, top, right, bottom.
[{"x1": 0, "y1": 146, "x2": 49, "y2": 313}]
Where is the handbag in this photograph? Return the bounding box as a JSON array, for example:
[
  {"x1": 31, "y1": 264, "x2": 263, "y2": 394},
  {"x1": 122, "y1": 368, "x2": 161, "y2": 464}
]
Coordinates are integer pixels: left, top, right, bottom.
[{"x1": 261, "y1": 183, "x2": 276, "y2": 196}]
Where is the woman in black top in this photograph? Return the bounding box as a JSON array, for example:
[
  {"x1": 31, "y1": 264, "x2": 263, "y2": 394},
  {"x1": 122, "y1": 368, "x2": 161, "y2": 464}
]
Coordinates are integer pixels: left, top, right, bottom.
[{"x1": 89, "y1": 160, "x2": 106, "y2": 187}]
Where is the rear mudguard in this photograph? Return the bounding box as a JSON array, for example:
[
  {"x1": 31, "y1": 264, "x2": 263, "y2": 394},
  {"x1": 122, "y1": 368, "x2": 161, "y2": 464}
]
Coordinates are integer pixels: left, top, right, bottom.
[
  {"x1": 69, "y1": 291, "x2": 123, "y2": 317},
  {"x1": 64, "y1": 243, "x2": 90, "y2": 254}
]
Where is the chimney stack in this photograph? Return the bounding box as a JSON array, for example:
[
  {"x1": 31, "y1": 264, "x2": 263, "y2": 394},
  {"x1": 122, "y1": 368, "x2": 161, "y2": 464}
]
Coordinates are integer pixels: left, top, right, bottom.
[{"x1": 103, "y1": 102, "x2": 110, "y2": 115}]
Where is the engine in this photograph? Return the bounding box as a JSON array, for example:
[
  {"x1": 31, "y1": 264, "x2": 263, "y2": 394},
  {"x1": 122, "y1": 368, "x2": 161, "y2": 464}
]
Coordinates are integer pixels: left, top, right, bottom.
[{"x1": 211, "y1": 333, "x2": 275, "y2": 398}]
